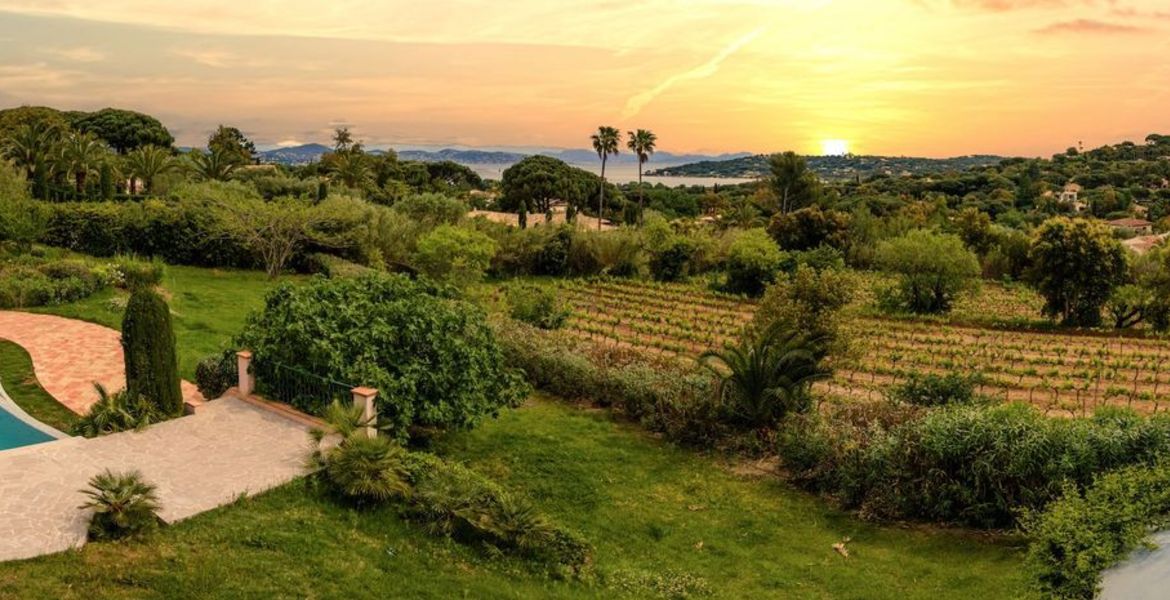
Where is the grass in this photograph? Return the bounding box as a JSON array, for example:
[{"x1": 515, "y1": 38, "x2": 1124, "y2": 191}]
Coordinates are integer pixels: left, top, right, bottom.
[
  {"x1": 30, "y1": 265, "x2": 300, "y2": 379},
  {"x1": 0, "y1": 397, "x2": 1030, "y2": 598},
  {"x1": 0, "y1": 340, "x2": 78, "y2": 432}
]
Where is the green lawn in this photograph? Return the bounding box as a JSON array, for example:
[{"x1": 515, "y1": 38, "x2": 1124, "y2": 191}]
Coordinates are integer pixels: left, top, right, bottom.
[
  {"x1": 30, "y1": 265, "x2": 300, "y2": 379},
  {"x1": 4, "y1": 262, "x2": 1030, "y2": 597},
  {"x1": 0, "y1": 341, "x2": 78, "y2": 432},
  {"x1": 0, "y1": 397, "x2": 1029, "y2": 598}
]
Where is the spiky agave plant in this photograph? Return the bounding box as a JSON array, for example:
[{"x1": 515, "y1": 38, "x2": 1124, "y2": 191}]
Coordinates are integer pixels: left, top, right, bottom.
[
  {"x1": 307, "y1": 400, "x2": 411, "y2": 504},
  {"x1": 699, "y1": 323, "x2": 830, "y2": 429},
  {"x1": 79, "y1": 469, "x2": 161, "y2": 540}
]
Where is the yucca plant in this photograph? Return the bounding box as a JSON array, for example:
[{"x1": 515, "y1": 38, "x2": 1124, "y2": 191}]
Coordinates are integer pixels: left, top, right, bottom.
[
  {"x1": 79, "y1": 469, "x2": 161, "y2": 540},
  {"x1": 307, "y1": 401, "x2": 411, "y2": 505},
  {"x1": 700, "y1": 323, "x2": 830, "y2": 429}
]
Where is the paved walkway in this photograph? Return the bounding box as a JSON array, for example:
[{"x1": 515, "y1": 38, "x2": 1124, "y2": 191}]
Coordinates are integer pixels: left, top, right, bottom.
[
  {"x1": 0, "y1": 311, "x2": 201, "y2": 414},
  {"x1": 0, "y1": 395, "x2": 311, "y2": 562}
]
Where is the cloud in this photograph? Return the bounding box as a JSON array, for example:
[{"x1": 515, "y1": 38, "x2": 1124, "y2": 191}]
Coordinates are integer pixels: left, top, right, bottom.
[
  {"x1": 45, "y1": 46, "x2": 105, "y2": 62},
  {"x1": 621, "y1": 28, "x2": 763, "y2": 119},
  {"x1": 1034, "y1": 18, "x2": 1152, "y2": 34}
]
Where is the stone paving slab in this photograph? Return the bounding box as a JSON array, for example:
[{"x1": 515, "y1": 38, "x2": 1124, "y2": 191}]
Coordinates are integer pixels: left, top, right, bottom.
[
  {"x1": 0, "y1": 311, "x2": 202, "y2": 414},
  {"x1": 0, "y1": 396, "x2": 311, "y2": 562}
]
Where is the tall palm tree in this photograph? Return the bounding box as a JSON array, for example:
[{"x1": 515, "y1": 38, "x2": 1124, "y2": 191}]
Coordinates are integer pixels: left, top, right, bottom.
[
  {"x1": 626, "y1": 129, "x2": 657, "y2": 226},
  {"x1": 590, "y1": 126, "x2": 621, "y2": 231},
  {"x1": 699, "y1": 323, "x2": 829, "y2": 429},
  {"x1": 123, "y1": 145, "x2": 176, "y2": 194},
  {"x1": 186, "y1": 149, "x2": 240, "y2": 181},
  {"x1": 327, "y1": 151, "x2": 372, "y2": 189},
  {"x1": 57, "y1": 132, "x2": 109, "y2": 197},
  {"x1": 2, "y1": 121, "x2": 59, "y2": 181}
]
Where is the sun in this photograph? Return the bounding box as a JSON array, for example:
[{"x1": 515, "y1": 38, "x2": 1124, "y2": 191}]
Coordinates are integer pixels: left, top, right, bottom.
[{"x1": 820, "y1": 139, "x2": 849, "y2": 156}]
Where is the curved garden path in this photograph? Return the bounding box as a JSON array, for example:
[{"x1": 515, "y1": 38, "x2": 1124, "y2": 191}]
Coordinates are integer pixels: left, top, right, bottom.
[{"x1": 0, "y1": 311, "x2": 201, "y2": 414}]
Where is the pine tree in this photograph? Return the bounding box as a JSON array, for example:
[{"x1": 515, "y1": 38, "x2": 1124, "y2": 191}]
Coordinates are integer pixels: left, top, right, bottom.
[{"x1": 121, "y1": 289, "x2": 183, "y2": 416}]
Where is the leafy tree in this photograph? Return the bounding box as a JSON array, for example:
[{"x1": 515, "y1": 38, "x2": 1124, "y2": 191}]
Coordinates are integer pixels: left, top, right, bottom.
[
  {"x1": 749, "y1": 264, "x2": 854, "y2": 355},
  {"x1": 700, "y1": 323, "x2": 829, "y2": 430},
  {"x1": 207, "y1": 125, "x2": 257, "y2": 164},
  {"x1": 216, "y1": 196, "x2": 360, "y2": 278},
  {"x1": 333, "y1": 127, "x2": 355, "y2": 153},
  {"x1": 57, "y1": 131, "x2": 109, "y2": 196},
  {"x1": 1028, "y1": 217, "x2": 1128, "y2": 326},
  {"x1": 767, "y1": 205, "x2": 851, "y2": 251},
  {"x1": 70, "y1": 108, "x2": 173, "y2": 154},
  {"x1": 626, "y1": 128, "x2": 657, "y2": 225},
  {"x1": 123, "y1": 145, "x2": 176, "y2": 194},
  {"x1": 590, "y1": 126, "x2": 621, "y2": 230},
  {"x1": 954, "y1": 206, "x2": 994, "y2": 255},
  {"x1": 0, "y1": 163, "x2": 46, "y2": 251},
  {"x1": 499, "y1": 155, "x2": 574, "y2": 224},
  {"x1": 769, "y1": 151, "x2": 820, "y2": 214},
  {"x1": 415, "y1": 224, "x2": 498, "y2": 287},
  {"x1": 724, "y1": 228, "x2": 786, "y2": 296},
  {"x1": 122, "y1": 288, "x2": 183, "y2": 416},
  {"x1": 875, "y1": 230, "x2": 980, "y2": 314},
  {"x1": 235, "y1": 274, "x2": 529, "y2": 439}
]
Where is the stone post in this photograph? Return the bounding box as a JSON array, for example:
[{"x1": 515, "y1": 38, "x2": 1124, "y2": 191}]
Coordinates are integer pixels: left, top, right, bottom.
[
  {"x1": 352, "y1": 387, "x2": 378, "y2": 438},
  {"x1": 236, "y1": 350, "x2": 255, "y2": 398}
]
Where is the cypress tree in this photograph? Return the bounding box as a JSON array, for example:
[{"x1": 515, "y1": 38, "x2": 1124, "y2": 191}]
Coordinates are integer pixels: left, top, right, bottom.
[{"x1": 121, "y1": 288, "x2": 183, "y2": 416}]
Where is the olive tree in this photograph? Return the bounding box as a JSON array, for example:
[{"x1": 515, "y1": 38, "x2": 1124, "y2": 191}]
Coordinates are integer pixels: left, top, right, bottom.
[
  {"x1": 1028, "y1": 217, "x2": 1128, "y2": 327},
  {"x1": 875, "y1": 229, "x2": 980, "y2": 314}
]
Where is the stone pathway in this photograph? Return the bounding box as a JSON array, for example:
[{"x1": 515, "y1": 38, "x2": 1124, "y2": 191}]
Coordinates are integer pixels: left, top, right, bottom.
[
  {"x1": 0, "y1": 311, "x2": 201, "y2": 414},
  {"x1": 1099, "y1": 531, "x2": 1170, "y2": 599},
  {"x1": 0, "y1": 395, "x2": 311, "y2": 562}
]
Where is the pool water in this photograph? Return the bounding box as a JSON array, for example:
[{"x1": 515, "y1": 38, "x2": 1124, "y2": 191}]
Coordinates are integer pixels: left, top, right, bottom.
[{"x1": 0, "y1": 403, "x2": 53, "y2": 450}]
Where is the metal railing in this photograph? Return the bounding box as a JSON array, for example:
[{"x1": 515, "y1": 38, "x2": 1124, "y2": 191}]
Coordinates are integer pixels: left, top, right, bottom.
[{"x1": 253, "y1": 360, "x2": 354, "y2": 416}]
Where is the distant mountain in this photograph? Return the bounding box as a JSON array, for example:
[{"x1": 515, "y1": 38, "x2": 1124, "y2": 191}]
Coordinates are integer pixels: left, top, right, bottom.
[
  {"x1": 397, "y1": 148, "x2": 529, "y2": 164},
  {"x1": 648, "y1": 154, "x2": 1009, "y2": 180},
  {"x1": 258, "y1": 143, "x2": 332, "y2": 165}
]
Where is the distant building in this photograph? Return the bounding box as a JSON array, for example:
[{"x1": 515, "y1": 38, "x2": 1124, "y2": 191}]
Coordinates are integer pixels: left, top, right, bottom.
[
  {"x1": 1058, "y1": 183, "x2": 1084, "y2": 213},
  {"x1": 1108, "y1": 217, "x2": 1154, "y2": 235}
]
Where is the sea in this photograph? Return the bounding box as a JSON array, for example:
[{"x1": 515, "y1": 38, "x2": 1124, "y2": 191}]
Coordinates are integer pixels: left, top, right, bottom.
[{"x1": 468, "y1": 163, "x2": 757, "y2": 188}]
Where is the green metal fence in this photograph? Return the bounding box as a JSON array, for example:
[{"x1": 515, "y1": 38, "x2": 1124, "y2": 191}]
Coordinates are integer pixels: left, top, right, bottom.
[{"x1": 253, "y1": 360, "x2": 353, "y2": 416}]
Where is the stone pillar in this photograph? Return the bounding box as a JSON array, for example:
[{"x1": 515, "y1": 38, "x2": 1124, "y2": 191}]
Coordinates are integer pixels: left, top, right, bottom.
[
  {"x1": 236, "y1": 350, "x2": 255, "y2": 398},
  {"x1": 351, "y1": 386, "x2": 378, "y2": 438}
]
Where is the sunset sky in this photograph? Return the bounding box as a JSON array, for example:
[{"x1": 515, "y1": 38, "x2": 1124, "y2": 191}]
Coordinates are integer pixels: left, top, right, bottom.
[{"x1": 0, "y1": 0, "x2": 1167, "y2": 157}]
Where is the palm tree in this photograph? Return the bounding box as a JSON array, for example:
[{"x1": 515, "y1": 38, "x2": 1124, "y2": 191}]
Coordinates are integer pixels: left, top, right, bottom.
[
  {"x1": 186, "y1": 149, "x2": 240, "y2": 181},
  {"x1": 327, "y1": 151, "x2": 372, "y2": 189},
  {"x1": 124, "y1": 145, "x2": 176, "y2": 194},
  {"x1": 1, "y1": 121, "x2": 58, "y2": 181},
  {"x1": 590, "y1": 126, "x2": 621, "y2": 231},
  {"x1": 78, "y1": 469, "x2": 161, "y2": 540},
  {"x1": 699, "y1": 323, "x2": 829, "y2": 429},
  {"x1": 626, "y1": 129, "x2": 657, "y2": 225},
  {"x1": 56, "y1": 132, "x2": 109, "y2": 197}
]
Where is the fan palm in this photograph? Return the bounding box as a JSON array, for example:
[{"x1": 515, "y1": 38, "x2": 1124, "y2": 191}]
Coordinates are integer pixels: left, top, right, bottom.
[
  {"x1": 57, "y1": 132, "x2": 109, "y2": 197},
  {"x1": 699, "y1": 323, "x2": 830, "y2": 429},
  {"x1": 327, "y1": 151, "x2": 372, "y2": 189},
  {"x1": 307, "y1": 400, "x2": 411, "y2": 504},
  {"x1": 124, "y1": 145, "x2": 176, "y2": 194},
  {"x1": 78, "y1": 469, "x2": 161, "y2": 540},
  {"x1": 590, "y1": 126, "x2": 621, "y2": 231},
  {"x1": 626, "y1": 129, "x2": 657, "y2": 225}
]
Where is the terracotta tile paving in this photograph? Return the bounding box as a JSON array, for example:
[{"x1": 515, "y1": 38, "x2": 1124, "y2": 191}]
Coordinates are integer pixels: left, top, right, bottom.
[{"x1": 0, "y1": 311, "x2": 202, "y2": 414}]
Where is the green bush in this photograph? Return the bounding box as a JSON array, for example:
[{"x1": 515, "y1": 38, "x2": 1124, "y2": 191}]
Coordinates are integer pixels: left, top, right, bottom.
[
  {"x1": 0, "y1": 257, "x2": 114, "y2": 308},
  {"x1": 415, "y1": 224, "x2": 497, "y2": 286},
  {"x1": 236, "y1": 274, "x2": 528, "y2": 440},
  {"x1": 79, "y1": 469, "x2": 161, "y2": 541},
  {"x1": 723, "y1": 228, "x2": 785, "y2": 297},
  {"x1": 567, "y1": 229, "x2": 646, "y2": 278},
  {"x1": 888, "y1": 373, "x2": 980, "y2": 407},
  {"x1": 505, "y1": 283, "x2": 570, "y2": 330},
  {"x1": 1025, "y1": 462, "x2": 1170, "y2": 599},
  {"x1": 122, "y1": 288, "x2": 183, "y2": 416},
  {"x1": 875, "y1": 230, "x2": 980, "y2": 314},
  {"x1": 194, "y1": 350, "x2": 236, "y2": 400},
  {"x1": 72, "y1": 383, "x2": 166, "y2": 437},
  {"x1": 649, "y1": 237, "x2": 696, "y2": 282},
  {"x1": 114, "y1": 256, "x2": 165, "y2": 290},
  {"x1": 778, "y1": 403, "x2": 1170, "y2": 528}
]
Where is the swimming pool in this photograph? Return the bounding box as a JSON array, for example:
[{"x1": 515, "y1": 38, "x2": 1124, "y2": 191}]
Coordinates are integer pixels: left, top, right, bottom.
[{"x1": 0, "y1": 382, "x2": 61, "y2": 451}]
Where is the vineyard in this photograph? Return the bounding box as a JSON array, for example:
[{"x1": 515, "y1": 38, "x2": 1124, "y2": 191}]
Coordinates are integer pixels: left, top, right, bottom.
[{"x1": 555, "y1": 277, "x2": 1170, "y2": 415}]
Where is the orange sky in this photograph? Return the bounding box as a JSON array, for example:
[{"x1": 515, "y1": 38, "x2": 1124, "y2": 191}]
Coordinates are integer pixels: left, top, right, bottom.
[{"x1": 0, "y1": 0, "x2": 1167, "y2": 156}]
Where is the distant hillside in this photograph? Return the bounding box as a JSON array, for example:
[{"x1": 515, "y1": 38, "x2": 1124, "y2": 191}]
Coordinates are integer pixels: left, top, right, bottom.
[
  {"x1": 398, "y1": 148, "x2": 529, "y2": 164},
  {"x1": 259, "y1": 143, "x2": 332, "y2": 165},
  {"x1": 648, "y1": 154, "x2": 1008, "y2": 180}
]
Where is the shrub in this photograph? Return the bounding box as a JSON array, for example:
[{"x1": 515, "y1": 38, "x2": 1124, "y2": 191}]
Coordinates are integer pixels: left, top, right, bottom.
[
  {"x1": 747, "y1": 265, "x2": 854, "y2": 354},
  {"x1": 1025, "y1": 462, "x2": 1170, "y2": 599},
  {"x1": 311, "y1": 406, "x2": 413, "y2": 505},
  {"x1": 194, "y1": 351, "x2": 236, "y2": 400},
  {"x1": 79, "y1": 469, "x2": 161, "y2": 540},
  {"x1": 72, "y1": 384, "x2": 165, "y2": 437},
  {"x1": 114, "y1": 256, "x2": 165, "y2": 290},
  {"x1": 779, "y1": 403, "x2": 1170, "y2": 528},
  {"x1": 391, "y1": 192, "x2": 467, "y2": 226},
  {"x1": 888, "y1": 373, "x2": 980, "y2": 407},
  {"x1": 506, "y1": 283, "x2": 570, "y2": 330},
  {"x1": 723, "y1": 228, "x2": 785, "y2": 297},
  {"x1": 649, "y1": 237, "x2": 696, "y2": 282},
  {"x1": 122, "y1": 288, "x2": 183, "y2": 416},
  {"x1": 567, "y1": 229, "x2": 646, "y2": 278},
  {"x1": 1029, "y1": 217, "x2": 1129, "y2": 327},
  {"x1": 236, "y1": 274, "x2": 528, "y2": 439},
  {"x1": 415, "y1": 224, "x2": 497, "y2": 287},
  {"x1": 875, "y1": 230, "x2": 980, "y2": 314}
]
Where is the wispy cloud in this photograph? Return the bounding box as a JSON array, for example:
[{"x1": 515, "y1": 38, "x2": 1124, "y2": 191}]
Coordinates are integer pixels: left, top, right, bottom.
[
  {"x1": 1034, "y1": 18, "x2": 1152, "y2": 34},
  {"x1": 44, "y1": 46, "x2": 105, "y2": 62},
  {"x1": 621, "y1": 28, "x2": 763, "y2": 119}
]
